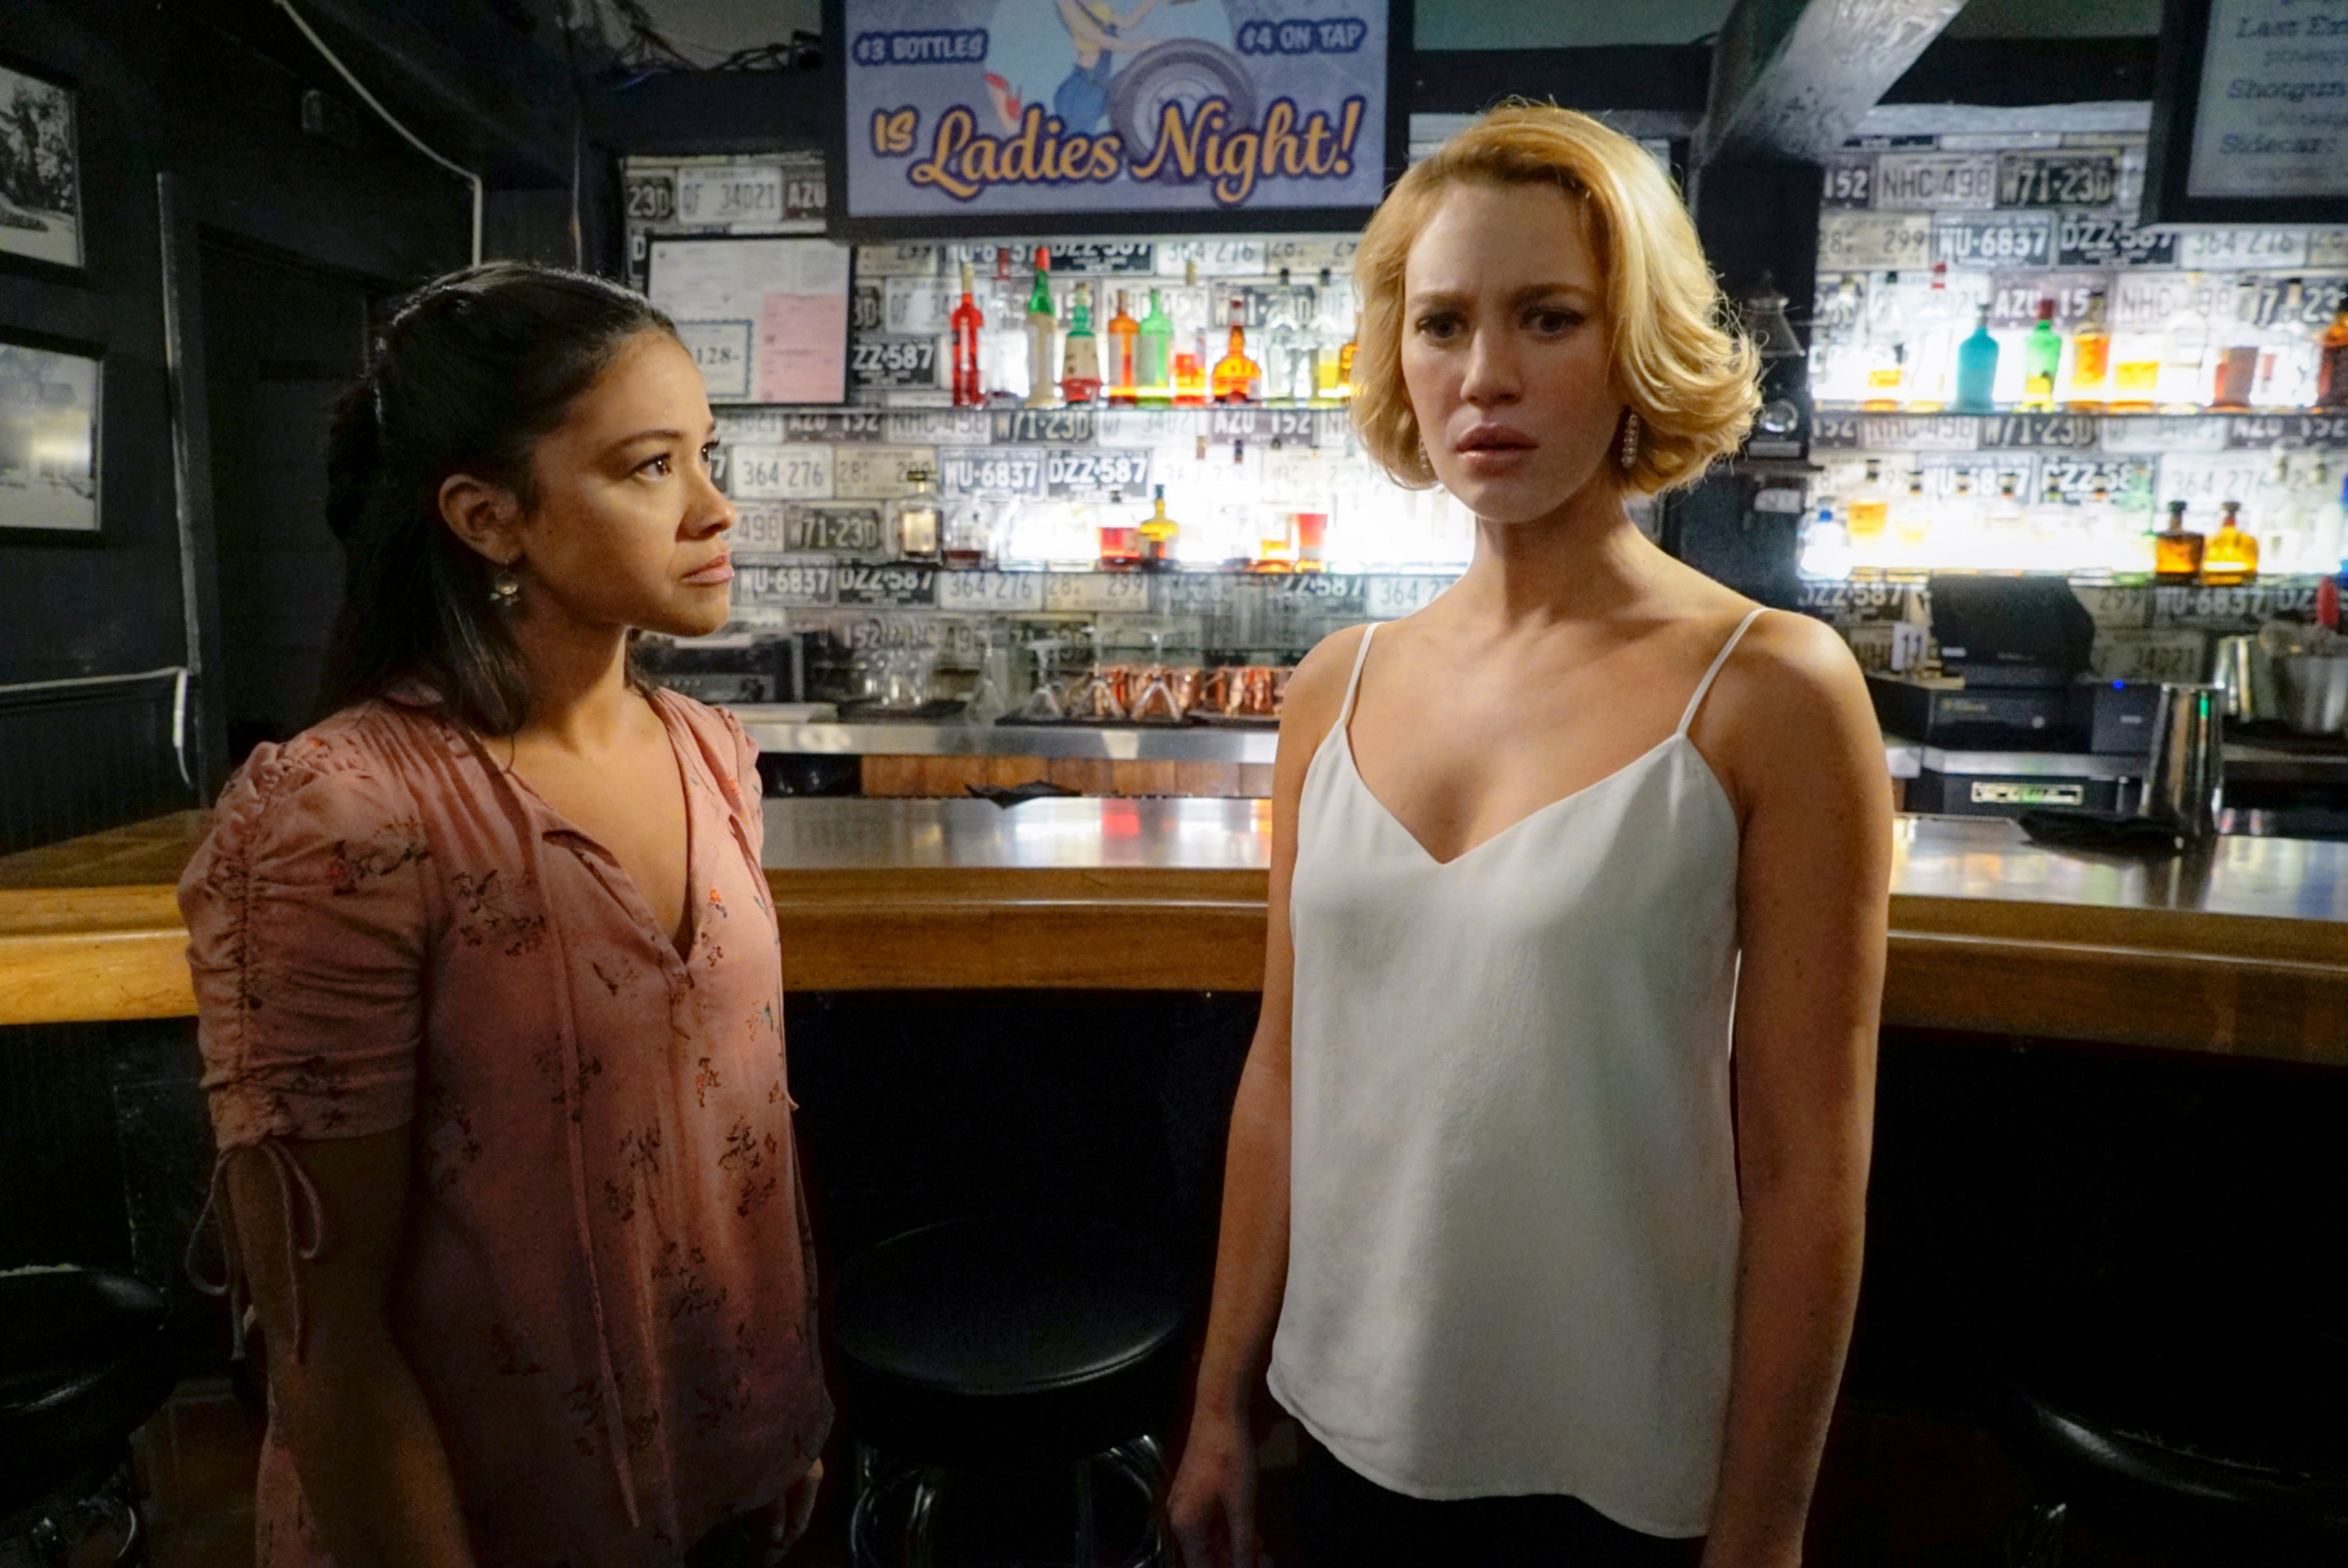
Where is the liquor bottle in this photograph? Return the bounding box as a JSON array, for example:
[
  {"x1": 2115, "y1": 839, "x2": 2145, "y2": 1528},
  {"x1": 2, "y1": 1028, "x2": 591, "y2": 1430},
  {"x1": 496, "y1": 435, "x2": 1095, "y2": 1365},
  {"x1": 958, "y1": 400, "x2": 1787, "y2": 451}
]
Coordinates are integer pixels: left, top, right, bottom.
[
  {"x1": 1890, "y1": 471, "x2": 1933, "y2": 561},
  {"x1": 2211, "y1": 276, "x2": 2261, "y2": 409},
  {"x1": 2154, "y1": 500, "x2": 2205, "y2": 581},
  {"x1": 950, "y1": 261, "x2": 985, "y2": 408},
  {"x1": 1138, "y1": 484, "x2": 1179, "y2": 570},
  {"x1": 1338, "y1": 331, "x2": 1357, "y2": 399},
  {"x1": 1262, "y1": 268, "x2": 1299, "y2": 405},
  {"x1": 1173, "y1": 340, "x2": 1207, "y2": 406},
  {"x1": 1313, "y1": 266, "x2": 1349, "y2": 405},
  {"x1": 1097, "y1": 487, "x2": 1140, "y2": 570},
  {"x1": 1954, "y1": 305, "x2": 2000, "y2": 412},
  {"x1": 2022, "y1": 298, "x2": 2062, "y2": 409},
  {"x1": 1799, "y1": 502, "x2": 1853, "y2": 580},
  {"x1": 2068, "y1": 289, "x2": 2112, "y2": 407},
  {"x1": 982, "y1": 247, "x2": 1030, "y2": 405},
  {"x1": 1105, "y1": 290, "x2": 1139, "y2": 406},
  {"x1": 1945, "y1": 472, "x2": 1982, "y2": 565},
  {"x1": 2201, "y1": 499, "x2": 2258, "y2": 584},
  {"x1": 1061, "y1": 282, "x2": 1103, "y2": 405},
  {"x1": 2307, "y1": 466, "x2": 2348, "y2": 573},
  {"x1": 1212, "y1": 297, "x2": 1262, "y2": 404},
  {"x1": 1860, "y1": 272, "x2": 1909, "y2": 409},
  {"x1": 1023, "y1": 248, "x2": 1058, "y2": 408},
  {"x1": 2157, "y1": 275, "x2": 2212, "y2": 409},
  {"x1": 1984, "y1": 472, "x2": 2028, "y2": 556},
  {"x1": 1136, "y1": 289, "x2": 1174, "y2": 406},
  {"x1": 2254, "y1": 278, "x2": 2313, "y2": 408},
  {"x1": 2116, "y1": 466, "x2": 2159, "y2": 572},
  {"x1": 2109, "y1": 316, "x2": 2162, "y2": 411},
  {"x1": 2319, "y1": 285, "x2": 2348, "y2": 408},
  {"x1": 1846, "y1": 459, "x2": 1890, "y2": 552},
  {"x1": 894, "y1": 466, "x2": 942, "y2": 562},
  {"x1": 1908, "y1": 264, "x2": 1964, "y2": 408},
  {"x1": 2026, "y1": 477, "x2": 2077, "y2": 570},
  {"x1": 2080, "y1": 484, "x2": 2126, "y2": 574}
]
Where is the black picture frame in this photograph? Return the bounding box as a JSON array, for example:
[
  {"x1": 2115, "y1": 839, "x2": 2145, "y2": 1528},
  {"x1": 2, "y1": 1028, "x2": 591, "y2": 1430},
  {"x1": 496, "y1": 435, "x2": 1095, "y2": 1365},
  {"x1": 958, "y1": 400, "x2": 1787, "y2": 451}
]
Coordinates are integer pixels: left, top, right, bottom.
[
  {"x1": 646, "y1": 232, "x2": 857, "y2": 407},
  {"x1": 0, "y1": 49, "x2": 84, "y2": 279},
  {"x1": 2142, "y1": 0, "x2": 2348, "y2": 228},
  {"x1": 0, "y1": 322, "x2": 102, "y2": 541},
  {"x1": 820, "y1": 0, "x2": 1414, "y2": 241}
]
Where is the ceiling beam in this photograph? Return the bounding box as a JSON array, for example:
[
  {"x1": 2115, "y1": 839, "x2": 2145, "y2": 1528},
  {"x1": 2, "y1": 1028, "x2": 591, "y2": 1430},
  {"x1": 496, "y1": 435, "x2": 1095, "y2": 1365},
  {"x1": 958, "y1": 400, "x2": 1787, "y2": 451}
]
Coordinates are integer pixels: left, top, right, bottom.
[{"x1": 1700, "y1": 0, "x2": 1969, "y2": 164}]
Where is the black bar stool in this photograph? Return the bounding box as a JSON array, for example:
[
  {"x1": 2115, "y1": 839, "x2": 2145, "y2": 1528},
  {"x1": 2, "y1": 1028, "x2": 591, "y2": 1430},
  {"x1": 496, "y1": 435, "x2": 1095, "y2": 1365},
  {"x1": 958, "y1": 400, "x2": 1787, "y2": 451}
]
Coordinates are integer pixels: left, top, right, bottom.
[
  {"x1": 834, "y1": 1214, "x2": 1187, "y2": 1568},
  {"x1": 0, "y1": 1268, "x2": 178, "y2": 1566},
  {"x1": 1983, "y1": 1284, "x2": 2348, "y2": 1566}
]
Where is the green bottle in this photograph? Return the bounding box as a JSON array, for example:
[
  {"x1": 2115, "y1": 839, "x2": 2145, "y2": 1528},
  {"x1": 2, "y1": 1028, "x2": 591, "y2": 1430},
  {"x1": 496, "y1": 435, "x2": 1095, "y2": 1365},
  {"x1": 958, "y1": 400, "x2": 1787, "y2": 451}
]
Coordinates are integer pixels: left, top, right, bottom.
[
  {"x1": 1136, "y1": 288, "x2": 1175, "y2": 406},
  {"x1": 1023, "y1": 247, "x2": 1058, "y2": 408},
  {"x1": 1061, "y1": 282, "x2": 1101, "y2": 405},
  {"x1": 2022, "y1": 297, "x2": 2062, "y2": 408}
]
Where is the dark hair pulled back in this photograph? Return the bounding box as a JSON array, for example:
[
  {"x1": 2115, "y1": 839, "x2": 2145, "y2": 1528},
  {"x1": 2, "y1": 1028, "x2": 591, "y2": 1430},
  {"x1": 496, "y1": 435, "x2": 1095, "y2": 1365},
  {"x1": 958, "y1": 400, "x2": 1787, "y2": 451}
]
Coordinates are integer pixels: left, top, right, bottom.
[{"x1": 317, "y1": 261, "x2": 678, "y2": 736}]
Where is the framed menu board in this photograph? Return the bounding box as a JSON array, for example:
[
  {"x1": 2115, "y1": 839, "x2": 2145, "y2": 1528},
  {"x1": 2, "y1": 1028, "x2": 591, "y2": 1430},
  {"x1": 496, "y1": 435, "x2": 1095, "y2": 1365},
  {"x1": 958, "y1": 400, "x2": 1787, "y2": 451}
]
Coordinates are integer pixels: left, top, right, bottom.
[
  {"x1": 2143, "y1": 0, "x2": 2348, "y2": 225},
  {"x1": 821, "y1": 0, "x2": 1413, "y2": 239}
]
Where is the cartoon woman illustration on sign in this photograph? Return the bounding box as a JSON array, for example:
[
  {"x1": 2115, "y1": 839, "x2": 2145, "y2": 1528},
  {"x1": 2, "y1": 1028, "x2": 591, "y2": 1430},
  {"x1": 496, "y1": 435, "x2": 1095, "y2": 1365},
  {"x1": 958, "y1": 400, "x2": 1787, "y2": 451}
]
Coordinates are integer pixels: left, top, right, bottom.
[{"x1": 984, "y1": 0, "x2": 1240, "y2": 146}]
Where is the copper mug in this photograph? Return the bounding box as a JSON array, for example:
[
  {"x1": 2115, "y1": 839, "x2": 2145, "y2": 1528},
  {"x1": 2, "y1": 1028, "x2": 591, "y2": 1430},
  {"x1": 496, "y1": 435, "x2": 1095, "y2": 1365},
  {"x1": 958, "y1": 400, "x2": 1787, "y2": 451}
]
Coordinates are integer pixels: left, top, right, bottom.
[{"x1": 1200, "y1": 665, "x2": 1241, "y2": 716}]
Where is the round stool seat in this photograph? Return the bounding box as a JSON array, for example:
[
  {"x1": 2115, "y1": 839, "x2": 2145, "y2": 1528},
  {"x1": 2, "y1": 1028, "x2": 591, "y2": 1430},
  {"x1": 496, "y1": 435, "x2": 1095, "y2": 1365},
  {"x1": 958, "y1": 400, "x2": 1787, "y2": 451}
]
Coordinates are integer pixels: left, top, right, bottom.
[
  {"x1": 0, "y1": 1268, "x2": 175, "y2": 1515},
  {"x1": 1993, "y1": 1304, "x2": 2348, "y2": 1559},
  {"x1": 835, "y1": 1215, "x2": 1186, "y2": 1469}
]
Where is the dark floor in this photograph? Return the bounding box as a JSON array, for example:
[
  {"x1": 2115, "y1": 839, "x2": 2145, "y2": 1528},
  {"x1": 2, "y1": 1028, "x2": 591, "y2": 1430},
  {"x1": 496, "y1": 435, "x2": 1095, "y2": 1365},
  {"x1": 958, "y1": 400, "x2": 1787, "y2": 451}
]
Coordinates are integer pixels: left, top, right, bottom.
[{"x1": 63, "y1": 1378, "x2": 2177, "y2": 1567}]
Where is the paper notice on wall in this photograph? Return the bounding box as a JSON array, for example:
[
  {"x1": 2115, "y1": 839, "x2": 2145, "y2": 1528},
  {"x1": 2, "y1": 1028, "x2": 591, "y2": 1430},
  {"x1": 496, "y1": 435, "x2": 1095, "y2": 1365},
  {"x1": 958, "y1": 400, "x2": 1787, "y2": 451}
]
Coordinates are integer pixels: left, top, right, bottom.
[
  {"x1": 2187, "y1": 0, "x2": 2348, "y2": 200},
  {"x1": 647, "y1": 236, "x2": 853, "y2": 404}
]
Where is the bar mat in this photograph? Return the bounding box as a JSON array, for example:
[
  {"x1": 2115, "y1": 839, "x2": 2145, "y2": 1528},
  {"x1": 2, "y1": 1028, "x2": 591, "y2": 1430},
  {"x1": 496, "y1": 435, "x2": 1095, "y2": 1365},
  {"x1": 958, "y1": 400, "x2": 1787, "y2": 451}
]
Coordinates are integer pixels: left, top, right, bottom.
[
  {"x1": 965, "y1": 781, "x2": 1081, "y2": 807},
  {"x1": 2017, "y1": 807, "x2": 2184, "y2": 854}
]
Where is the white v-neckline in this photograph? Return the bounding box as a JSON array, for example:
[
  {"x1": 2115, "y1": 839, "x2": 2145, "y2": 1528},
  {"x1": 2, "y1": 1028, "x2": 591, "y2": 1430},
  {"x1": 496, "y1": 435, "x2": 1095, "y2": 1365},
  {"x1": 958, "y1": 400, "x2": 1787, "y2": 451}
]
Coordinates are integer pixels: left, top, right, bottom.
[{"x1": 1332, "y1": 723, "x2": 1694, "y2": 869}]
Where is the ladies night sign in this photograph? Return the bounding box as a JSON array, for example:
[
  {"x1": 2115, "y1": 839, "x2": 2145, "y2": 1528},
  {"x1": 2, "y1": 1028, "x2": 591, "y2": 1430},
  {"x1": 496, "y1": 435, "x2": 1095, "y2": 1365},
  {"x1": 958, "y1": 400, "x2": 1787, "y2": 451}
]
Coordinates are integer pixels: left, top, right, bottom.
[{"x1": 833, "y1": 0, "x2": 1395, "y2": 226}]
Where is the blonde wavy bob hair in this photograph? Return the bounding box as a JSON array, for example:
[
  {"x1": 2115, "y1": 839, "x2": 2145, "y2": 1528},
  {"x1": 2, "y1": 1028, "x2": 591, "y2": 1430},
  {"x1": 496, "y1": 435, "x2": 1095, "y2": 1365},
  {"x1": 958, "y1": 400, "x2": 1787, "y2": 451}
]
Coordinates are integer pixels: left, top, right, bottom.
[{"x1": 1350, "y1": 104, "x2": 1759, "y2": 497}]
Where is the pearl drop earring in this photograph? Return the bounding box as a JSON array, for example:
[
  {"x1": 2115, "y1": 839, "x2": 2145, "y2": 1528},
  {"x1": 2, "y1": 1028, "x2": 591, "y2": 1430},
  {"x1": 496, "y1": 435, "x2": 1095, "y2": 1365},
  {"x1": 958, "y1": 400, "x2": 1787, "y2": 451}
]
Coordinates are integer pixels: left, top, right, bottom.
[{"x1": 1619, "y1": 410, "x2": 1640, "y2": 470}]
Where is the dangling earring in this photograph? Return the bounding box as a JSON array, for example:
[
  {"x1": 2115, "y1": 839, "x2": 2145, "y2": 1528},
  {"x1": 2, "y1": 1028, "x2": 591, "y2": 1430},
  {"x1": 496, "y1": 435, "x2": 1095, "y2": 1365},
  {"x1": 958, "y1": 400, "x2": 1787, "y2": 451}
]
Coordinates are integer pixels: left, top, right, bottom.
[
  {"x1": 490, "y1": 565, "x2": 521, "y2": 610},
  {"x1": 1619, "y1": 410, "x2": 1641, "y2": 470}
]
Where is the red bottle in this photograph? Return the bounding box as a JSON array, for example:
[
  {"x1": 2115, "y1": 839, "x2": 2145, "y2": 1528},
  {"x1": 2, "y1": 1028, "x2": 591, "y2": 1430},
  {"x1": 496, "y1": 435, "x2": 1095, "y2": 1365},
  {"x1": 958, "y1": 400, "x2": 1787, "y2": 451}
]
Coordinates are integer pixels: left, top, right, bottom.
[{"x1": 950, "y1": 261, "x2": 985, "y2": 408}]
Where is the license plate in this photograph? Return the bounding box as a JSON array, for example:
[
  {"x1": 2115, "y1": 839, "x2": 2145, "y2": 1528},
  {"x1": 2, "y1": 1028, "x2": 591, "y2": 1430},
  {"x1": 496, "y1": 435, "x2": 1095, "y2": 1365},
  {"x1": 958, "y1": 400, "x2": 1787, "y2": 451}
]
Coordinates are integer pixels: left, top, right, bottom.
[
  {"x1": 938, "y1": 446, "x2": 1045, "y2": 494},
  {"x1": 830, "y1": 445, "x2": 938, "y2": 500},
  {"x1": 2097, "y1": 415, "x2": 2230, "y2": 455},
  {"x1": 2054, "y1": 211, "x2": 2178, "y2": 269},
  {"x1": 1154, "y1": 239, "x2": 1266, "y2": 275},
  {"x1": 1262, "y1": 236, "x2": 1358, "y2": 272},
  {"x1": 884, "y1": 410, "x2": 990, "y2": 445},
  {"x1": 1046, "y1": 241, "x2": 1157, "y2": 274},
  {"x1": 776, "y1": 503, "x2": 884, "y2": 554},
  {"x1": 834, "y1": 563, "x2": 938, "y2": 606},
  {"x1": 992, "y1": 408, "x2": 1097, "y2": 445},
  {"x1": 2038, "y1": 457, "x2": 2152, "y2": 502},
  {"x1": 1986, "y1": 272, "x2": 2105, "y2": 329},
  {"x1": 1996, "y1": 151, "x2": 2119, "y2": 208},
  {"x1": 854, "y1": 244, "x2": 940, "y2": 277},
  {"x1": 1366, "y1": 576, "x2": 1449, "y2": 619},
  {"x1": 733, "y1": 561, "x2": 836, "y2": 607},
  {"x1": 678, "y1": 166, "x2": 783, "y2": 226},
  {"x1": 1817, "y1": 212, "x2": 1932, "y2": 272},
  {"x1": 1043, "y1": 448, "x2": 1153, "y2": 497},
  {"x1": 1978, "y1": 413, "x2": 2101, "y2": 450},
  {"x1": 1820, "y1": 153, "x2": 1876, "y2": 210},
  {"x1": 850, "y1": 334, "x2": 941, "y2": 390},
  {"x1": 1854, "y1": 415, "x2": 1983, "y2": 451},
  {"x1": 624, "y1": 171, "x2": 675, "y2": 222},
  {"x1": 1043, "y1": 573, "x2": 1151, "y2": 613},
  {"x1": 1933, "y1": 212, "x2": 2053, "y2": 268},
  {"x1": 936, "y1": 571, "x2": 1048, "y2": 612},
  {"x1": 884, "y1": 279, "x2": 959, "y2": 334},
  {"x1": 1972, "y1": 782, "x2": 2085, "y2": 807},
  {"x1": 728, "y1": 445, "x2": 834, "y2": 500},
  {"x1": 1872, "y1": 153, "x2": 1998, "y2": 210},
  {"x1": 1811, "y1": 413, "x2": 1862, "y2": 451},
  {"x1": 2177, "y1": 228, "x2": 2309, "y2": 270}
]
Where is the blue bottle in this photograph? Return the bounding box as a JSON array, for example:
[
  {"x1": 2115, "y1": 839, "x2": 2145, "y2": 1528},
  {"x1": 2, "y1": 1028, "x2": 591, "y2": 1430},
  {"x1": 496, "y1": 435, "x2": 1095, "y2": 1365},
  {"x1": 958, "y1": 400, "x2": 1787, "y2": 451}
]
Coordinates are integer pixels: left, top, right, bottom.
[{"x1": 1954, "y1": 305, "x2": 2000, "y2": 412}]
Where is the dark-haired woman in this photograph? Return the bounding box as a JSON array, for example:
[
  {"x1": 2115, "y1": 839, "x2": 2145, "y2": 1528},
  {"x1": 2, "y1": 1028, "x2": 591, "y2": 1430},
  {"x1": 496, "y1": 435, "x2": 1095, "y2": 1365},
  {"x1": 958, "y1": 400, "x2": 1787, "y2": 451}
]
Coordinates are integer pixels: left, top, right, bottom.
[{"x1": 178, "y1": 263, "x2": 829, "y2": 1567}]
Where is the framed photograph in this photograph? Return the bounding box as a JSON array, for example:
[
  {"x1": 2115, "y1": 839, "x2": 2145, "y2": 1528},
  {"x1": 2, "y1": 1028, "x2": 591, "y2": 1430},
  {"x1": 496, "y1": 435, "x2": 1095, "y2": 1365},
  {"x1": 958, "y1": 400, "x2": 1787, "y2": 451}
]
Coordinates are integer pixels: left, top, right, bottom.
[
  {"x1": 0, "y1": 334, "x2": 101, "y2": 535},
  {"x1": 0, "y1": 57, "x2": 82, "y2": 270}
]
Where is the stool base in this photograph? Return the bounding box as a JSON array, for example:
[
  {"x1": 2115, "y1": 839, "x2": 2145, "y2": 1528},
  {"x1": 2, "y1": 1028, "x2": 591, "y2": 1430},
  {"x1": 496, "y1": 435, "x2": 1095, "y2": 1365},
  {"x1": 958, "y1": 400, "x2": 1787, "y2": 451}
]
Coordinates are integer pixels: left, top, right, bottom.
[{"x1": 849, "y1": 1435, "x2": 1169, "y2": 1568}]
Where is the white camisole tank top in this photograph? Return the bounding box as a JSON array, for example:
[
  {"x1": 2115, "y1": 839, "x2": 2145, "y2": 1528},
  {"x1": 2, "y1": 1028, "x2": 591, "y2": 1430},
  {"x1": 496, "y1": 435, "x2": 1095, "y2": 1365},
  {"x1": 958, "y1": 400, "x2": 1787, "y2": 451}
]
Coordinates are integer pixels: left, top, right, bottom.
[{"x1": 1268, "y1": 606, "x2": 1765, "y2": 1537}]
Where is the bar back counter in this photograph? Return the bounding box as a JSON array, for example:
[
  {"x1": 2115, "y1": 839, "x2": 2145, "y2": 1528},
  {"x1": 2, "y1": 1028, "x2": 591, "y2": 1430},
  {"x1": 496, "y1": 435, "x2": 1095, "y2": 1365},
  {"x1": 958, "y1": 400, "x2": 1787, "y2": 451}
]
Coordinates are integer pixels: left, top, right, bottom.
[{"x1": 5, "y1": 803, "x2": 2347, "y2": 1547}]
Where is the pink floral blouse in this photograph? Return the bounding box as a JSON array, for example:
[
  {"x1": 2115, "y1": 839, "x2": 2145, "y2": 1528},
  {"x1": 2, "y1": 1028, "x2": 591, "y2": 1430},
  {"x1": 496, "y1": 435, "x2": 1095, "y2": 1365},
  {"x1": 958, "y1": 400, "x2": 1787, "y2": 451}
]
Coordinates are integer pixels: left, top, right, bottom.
[{"x1": 178, "y1": 685, "x2": 830, "y2": 1566}]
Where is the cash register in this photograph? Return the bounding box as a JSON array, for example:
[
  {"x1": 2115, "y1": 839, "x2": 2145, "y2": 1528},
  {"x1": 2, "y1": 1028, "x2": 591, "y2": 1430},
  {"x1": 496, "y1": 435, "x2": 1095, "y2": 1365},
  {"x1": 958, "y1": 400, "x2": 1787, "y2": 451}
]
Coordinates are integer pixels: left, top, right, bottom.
[{"x1": 1866, "y1": 577, "x2": 2162, "y2": 815}]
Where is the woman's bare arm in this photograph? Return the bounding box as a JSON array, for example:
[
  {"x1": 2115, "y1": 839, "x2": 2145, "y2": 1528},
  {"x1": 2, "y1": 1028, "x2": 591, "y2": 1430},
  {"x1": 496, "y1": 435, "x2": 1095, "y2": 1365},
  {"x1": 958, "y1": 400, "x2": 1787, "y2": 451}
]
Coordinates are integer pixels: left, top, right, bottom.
[
  {"x1": 1172, "y1": 624, "x2": 1363, "y2": 1568},
  {"x1": 227, "y1": 1129, "x2": 476, "y2": 1568},
  {"x1": 1701, "y1": 615, "x2": 1892, "y2": 1568}
]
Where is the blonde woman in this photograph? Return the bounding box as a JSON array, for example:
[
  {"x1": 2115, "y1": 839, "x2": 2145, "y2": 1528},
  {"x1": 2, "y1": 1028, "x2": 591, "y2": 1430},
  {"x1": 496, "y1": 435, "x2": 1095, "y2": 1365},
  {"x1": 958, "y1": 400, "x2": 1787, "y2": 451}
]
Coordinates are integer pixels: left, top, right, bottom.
[{"x1": 1169, "y1": 107, "x2": 1890, "y2": 1567}]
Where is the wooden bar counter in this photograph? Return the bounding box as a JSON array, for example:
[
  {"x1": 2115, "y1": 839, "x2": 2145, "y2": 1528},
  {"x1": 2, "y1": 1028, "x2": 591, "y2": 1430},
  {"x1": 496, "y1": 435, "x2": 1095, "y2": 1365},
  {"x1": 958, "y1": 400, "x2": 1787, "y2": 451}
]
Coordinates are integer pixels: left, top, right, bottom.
[{"x1": 5, "y1": 803, "x2": 2346, "y2": 1066}]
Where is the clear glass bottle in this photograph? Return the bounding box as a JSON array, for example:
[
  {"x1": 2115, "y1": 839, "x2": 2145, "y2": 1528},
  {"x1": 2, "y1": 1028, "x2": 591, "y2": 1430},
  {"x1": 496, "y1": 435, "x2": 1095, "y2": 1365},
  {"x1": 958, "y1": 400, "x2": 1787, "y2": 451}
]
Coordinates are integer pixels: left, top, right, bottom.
[
  {"x1": 1061, "y1": 282, "x2": 1102, "y2": 405},
  {"x1": 1023, "y1": 247, "x2": 1058, "y2": 408},
  {"x1": 1909, "y1": 264, "x2": 1964, "y2": 409},
  {"x1": 1889, "y1": 470, "x2": 1933, "y2": 563},
  {"x1": 2154, "y1": 500, "x2": 2205, "y2": 581},
  {"x1": 1846, "y1": 458, "x2": 1890, "y2": 549},
  {"x1": 2157, "y1": 275, "x2": 2212, "y2": 410},
  {"x1": 2068, "y1": 289, "x2": 2111, "y2": 408},
  {"x1": 982, "y1": 247, "x2": 1030, "y2": 405},
  {"x1": 2254, "y1": 278, "x2": 2313, "y2": 408},
  {"x1": 1263, "y1": 268, "x2": 1300, "y2": 405},
  {"x1": 2201, "y1": 499, "x2": 2258, "y2": 584},
  {"x1": 1860, "y1": 271, "x2": 1908, "y2": 409},
  {"x1": 2026, "y1": 477, "x2": 2076, "y2": 571},
  {"x1": 1096, "y1": 487, "x2": 1140, "y2": 570},
  {"x1": 1136, "y1": 288, "x2": 1174, "y2": 406},
  {"x1": 1313, "y1": 266, "x2": 1349, "y2": 405}
]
